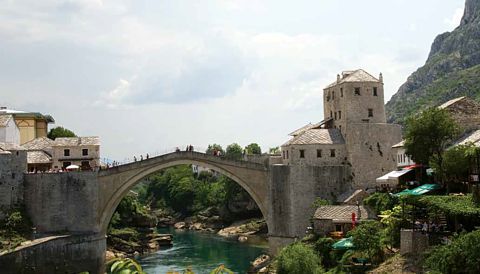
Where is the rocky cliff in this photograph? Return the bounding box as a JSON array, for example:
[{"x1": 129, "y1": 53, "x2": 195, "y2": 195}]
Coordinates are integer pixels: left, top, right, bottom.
[{"x1": 386, "y1": 0, "x2": 480, "y2": 124}]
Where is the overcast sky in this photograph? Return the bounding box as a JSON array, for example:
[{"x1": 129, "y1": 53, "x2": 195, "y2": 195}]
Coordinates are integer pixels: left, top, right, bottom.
[{"x1": 0, "y1": 0, "x2": 466, "y2": 161}]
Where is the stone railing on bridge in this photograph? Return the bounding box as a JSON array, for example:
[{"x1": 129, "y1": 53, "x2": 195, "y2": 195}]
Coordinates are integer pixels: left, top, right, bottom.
[{"x1": 99, "y1": 151, "x2": 268, "y2": 176}]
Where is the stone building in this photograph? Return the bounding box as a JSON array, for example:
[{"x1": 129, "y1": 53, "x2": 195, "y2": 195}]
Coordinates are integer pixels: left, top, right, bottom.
[
  {"x1": 282, "y1": 69, "x2": 402, "y2": 190},
  {"x1": 275, "y1": 69, "x2": 401, "y2": 239},
  {"x1": 313, "y1": 205, "x2": 375, "y2": 237},
  {"x1": 51, "y1": 137, "x2": 100, "y2": 171},
  {"x1": 439, "y1": 96, "x2": 480, "y2": 133},
  {"x1": 21, "y1": 137, "x2": 55, "y2": 172}
]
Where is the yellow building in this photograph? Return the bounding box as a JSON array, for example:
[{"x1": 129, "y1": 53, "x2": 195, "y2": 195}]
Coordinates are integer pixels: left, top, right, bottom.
[{"x1": 0, "y1": 107, "x2": 55, "y2": 145}]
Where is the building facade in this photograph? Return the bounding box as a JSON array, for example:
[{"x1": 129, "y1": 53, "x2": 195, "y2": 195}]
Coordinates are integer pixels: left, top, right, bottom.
[
  {"x1": 51, "y1": 137, "x2": 100, "y2": 171},
  {"x1": 0, "y1": 107, "x2": 54, "y2": 145}
]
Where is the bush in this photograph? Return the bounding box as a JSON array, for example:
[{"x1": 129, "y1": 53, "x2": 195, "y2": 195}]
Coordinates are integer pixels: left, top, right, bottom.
[
  {"x1": 424, "y1": 230, "x2": 480, "y2": 274},
  {"x1": 314, "y1": 237, "x2": 336, "y2": 268},
  {"x1": 277, "y1": 242, "x2": 324, "y2": 274},
  {"x1": 347, "y1": 220, "x2": 384, "y2": 264},
  {"x1": 363, "y1": 193, "x2": 397, "y2": 213}
]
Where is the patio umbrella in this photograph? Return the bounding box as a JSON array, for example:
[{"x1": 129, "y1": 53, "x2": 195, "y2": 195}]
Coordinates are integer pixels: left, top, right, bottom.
[
  {"x1": 332, "y1": 237, "x2": 354, "y2": 250},
  {"x1": 66, "y1": 165, "x2": 80, "y2": 170}
]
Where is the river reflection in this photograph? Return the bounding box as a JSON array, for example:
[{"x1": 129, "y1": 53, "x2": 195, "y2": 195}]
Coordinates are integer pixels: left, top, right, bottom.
[{"x1": 137, "y1": 227, "x2": 268, "y2": 274}]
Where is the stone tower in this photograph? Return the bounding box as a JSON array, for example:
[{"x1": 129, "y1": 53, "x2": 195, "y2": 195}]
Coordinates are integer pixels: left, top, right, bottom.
[
  {"x1": 323, "y1": 69, "x2": 401, "y2": 190},
  {"x1": 323, "y1": 69, "x2": 387, "y2": 135}
]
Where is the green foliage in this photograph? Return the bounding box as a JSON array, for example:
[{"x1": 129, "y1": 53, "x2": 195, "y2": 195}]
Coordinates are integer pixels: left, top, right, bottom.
[
  {"x1": 206, "y1": 144, "x2": 224, "y2": 155},
  {"x1": 363, "y1": 193, "x2": 397, "y2": 213},
  {"x1": 244, "y1": 143, "x2": 262, "y2": 155},
  {"x1": 1, "y1": 207, "x2": 32, "y2": 234},
  {"x1": 314, "y1": 237, "x2": 336, "y2": 268},
  {"x1": 269, "y1": 147, "x2": 280, "y2": 154},
  {"x1": 380, "y1": 205, "x2": 407, "y2": 248},
  {"x1": 415, "y1": 194, "x2": 480, "y2": 217},
  {"x1": 312, "y1": 198, "x2": 331, "y2": 209},
  {"x1": 435, "y1": 144, "x2": 472, "y2": 185},
  {"x1": 47, "y1": 126, "x2": 76, "y2": 140},
  {"x1": 106, "y1": 258, "x2": 145, "y2": 274},
  {"x1": 225, "y1": 143, "x2": 243, "y2": 160},
  {"x1": 347, "y1": 220, "x2": 384, "y2": 264},
  {"x1": 424, "y1": 230, "x2": 480, "y2": 274},
  {"x1": 0, "y1": 207, "x2": 32, "y2": 251},
  {"x1": 404, "y1": 107, "x2": 459, "y2": 170},
  {"x1": 276, "y1": 242, "x2": 324, "y2": 274},
  {"x1": 209, "y1": 265, "x2": 234, "y2": 274}
]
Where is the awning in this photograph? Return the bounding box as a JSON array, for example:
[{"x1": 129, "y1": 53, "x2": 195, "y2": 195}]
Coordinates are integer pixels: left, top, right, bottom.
[
  {"x1": 376, "y1": 169, "x2": 413, "y2": 183},
  {"x1": 394, "y1": 184, "x2": 441, "y2": 196},
  {"x1": 332, "y1": 237, "x2": 354, "y2": 250}
]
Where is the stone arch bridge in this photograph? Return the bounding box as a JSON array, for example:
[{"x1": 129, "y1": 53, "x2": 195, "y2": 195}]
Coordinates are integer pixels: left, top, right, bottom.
[
  {"x1": 97, "y1": 151, "x2": 270, "y2": 234},
  {"x1": 10, "y1": 150, "x2": 350, "y2": 273}
]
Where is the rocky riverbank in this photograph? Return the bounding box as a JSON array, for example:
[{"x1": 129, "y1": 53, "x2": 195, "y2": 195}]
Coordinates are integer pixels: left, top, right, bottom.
[
  {"x1": 106, "y1": 206, "x2": 267, "y2": 260},
  {"x1": 106, "y1": 227, "x2": 173, "y2": 260}
]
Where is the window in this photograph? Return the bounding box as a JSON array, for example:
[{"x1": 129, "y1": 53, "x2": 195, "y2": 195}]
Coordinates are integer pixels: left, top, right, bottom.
[
  {"x1": 282, "y1": 151, "x2": 285, "y2": 159},
  {"x1": 338, "y1": 111, "x2": 342, "y2": 119},
  {"x1": 332, "y1": 91, "x2": 335, "y2": 100},
  {"x1": 300, "y1": 150, "x2": 305, "y2": 158},
  {"x1": 330, "y1": 149, "x2": 336, "y2": 157},
  {"x1": 335, "y1": 224, "x2": 342, "y2": 232},
  {"x1": 82, "y1": 149, "x2": 89, "y2": 156},
  {"x1": 330, "y1": 111, "x2": 333, "y2": 118},
  {"x1": 64, "y1": 149, "x2": 70, "y2": 157},
  {"x1": 286, "y1": 150, "x2": 289, "y2": 159},
  {"x1": 317, "y1": 149, "x2": 322, "y2": 158},
  {"x1": 354, "y1": 87, "x2": 361, "y2": 95},
  {"x1": 373, "y1": 87, "x2": 378, "y2": 96},
  {"x1": 334, "y1": 112, "x2": 337, "y2": 120},
  {"x1": 368, "y1": 108, "x2": 373, "y2": 117},
  {"x1": 340, "y1": 88, "x2": 343, "y2": 97}
]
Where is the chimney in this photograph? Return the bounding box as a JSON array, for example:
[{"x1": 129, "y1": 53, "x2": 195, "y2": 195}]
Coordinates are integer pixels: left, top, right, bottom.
[
  {"x1": 336, "y1": 74, "x2": 340, "y2": 83},
  {"x1": 379, "y1": 73, "x2": 383, "y2": 83}
]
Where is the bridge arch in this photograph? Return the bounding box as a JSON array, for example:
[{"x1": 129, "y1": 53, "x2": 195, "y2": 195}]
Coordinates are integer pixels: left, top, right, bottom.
[{"x1": 97, "y1": 152, "x2": 270, "y2": 235}]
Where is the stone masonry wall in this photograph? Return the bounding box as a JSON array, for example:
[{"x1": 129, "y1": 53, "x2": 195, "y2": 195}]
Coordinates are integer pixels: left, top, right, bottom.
[
  {"x1": 0, "y1": 150, "x2": 27, "y2": 220},
  {"x1": 0, "y1": 234, "x2": 106, "y2": 274},
  {"x1": 24, "y1": 172, "x2": 99, "y2": 234},
  {"x1": 346, "y1": 123, "x2": 402, "y2": 190},
  {"x1": 287, "y1": 164, "x2": 351, "y2": 237}
]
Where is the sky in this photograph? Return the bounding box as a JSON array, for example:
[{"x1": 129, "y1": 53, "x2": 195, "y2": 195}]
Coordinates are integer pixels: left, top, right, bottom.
[{"x1": 0, "y1": 0, "x2": 466, "y2": 161}]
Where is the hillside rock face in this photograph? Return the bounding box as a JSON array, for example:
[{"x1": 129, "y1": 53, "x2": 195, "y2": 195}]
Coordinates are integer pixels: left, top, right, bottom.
[{"x1": 386, "y1": 0, "x2": 480, "y2": 124}]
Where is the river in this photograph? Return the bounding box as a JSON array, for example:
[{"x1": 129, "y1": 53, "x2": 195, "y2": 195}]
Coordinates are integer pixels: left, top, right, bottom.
[{"x1": 137, "y1": 227, "x2": 268, "y2": 274}]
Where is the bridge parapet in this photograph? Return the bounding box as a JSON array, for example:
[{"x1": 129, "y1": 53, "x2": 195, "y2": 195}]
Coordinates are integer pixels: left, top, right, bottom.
[{"x1": 99, "y1": 151, "x2": 268, "y2": 177}]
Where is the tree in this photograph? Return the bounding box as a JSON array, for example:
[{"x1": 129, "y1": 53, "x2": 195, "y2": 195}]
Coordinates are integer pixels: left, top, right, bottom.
[
  {"x1": 47, "y1": 126, "x2": 76, "y2": 140},
  {"x1": 404, "y1": 107, "x2": 459, "y2": 184},
  {"x1": 206, "y1": 144, "x2": 224, "y2": 155},
  {"x1": 276, "y1": 243, "x2": 324, "y2": 274},
  {"x1": 436, "y1": 144, "x2": 471, "y2": 185},
  {"x1": 347, "y1": 220, "x2": 384, "y2": 264},
  {"x1": 244, "y1": 143, "x2": 262, "y2": 155},
  {"x1": 269, "y1": 147, "x2": 280, "y2": 154},
  {"x1": 225, "y1": 143, "x2": 243, "y2": 160}
]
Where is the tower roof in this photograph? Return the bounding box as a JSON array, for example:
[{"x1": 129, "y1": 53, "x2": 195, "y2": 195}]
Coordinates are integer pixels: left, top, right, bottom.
[
  {"x1": 325, "y1": 69, "x2": 380, "y2": 89},
  {"x1": 283, "y1": 128, "x2": 345, "y2": 146}
]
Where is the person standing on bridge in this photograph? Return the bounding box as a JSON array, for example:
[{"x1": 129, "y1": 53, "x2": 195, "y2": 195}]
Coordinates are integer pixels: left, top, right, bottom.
[
  {"x1": 134, "y1": 156, "x2": 137, "y2": 162},
  {"x1": 146, "y1": 153, "x2": 149, "y2": 159}
]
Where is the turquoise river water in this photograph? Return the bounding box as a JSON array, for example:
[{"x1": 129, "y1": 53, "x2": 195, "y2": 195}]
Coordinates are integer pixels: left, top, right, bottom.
[{"x1": 137, "y1": 227, "x2": 268, "y2": 274}]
